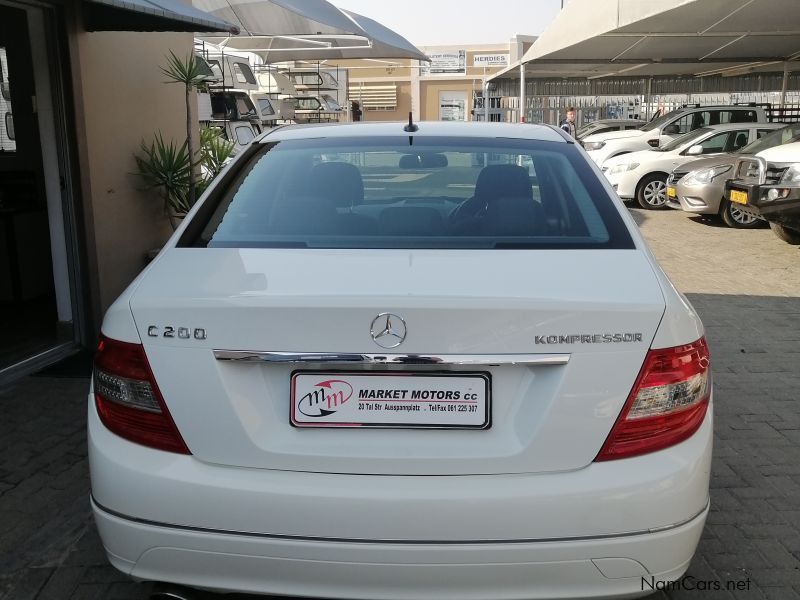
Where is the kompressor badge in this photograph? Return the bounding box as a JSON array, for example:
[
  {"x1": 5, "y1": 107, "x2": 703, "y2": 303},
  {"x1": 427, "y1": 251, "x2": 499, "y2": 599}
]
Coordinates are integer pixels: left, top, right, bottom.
[{"x1": 535, "y1": 333, "x2": 644, "y2": 344}]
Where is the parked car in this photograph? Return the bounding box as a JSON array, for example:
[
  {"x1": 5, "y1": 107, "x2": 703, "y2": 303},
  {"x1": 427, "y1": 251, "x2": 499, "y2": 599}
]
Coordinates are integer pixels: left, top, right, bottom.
[
  {"x1": 603, "y1": 122, "x2": 777, "y2": 209},
  {"x1": 576, "y1": 118, "x2": 643, "y2": 142},
  {"x1": 583, "y1": 105, "x2": 768, "y2": 167},
  {"x1": 725, "y1": 140, "x2": 800, "y2": 244},
  {"x1": 668, "y1": 123, "x2": 800, "y2": 228},
  {"x1": 90, "y1": 121, "x2": 712, "y2": 600}
]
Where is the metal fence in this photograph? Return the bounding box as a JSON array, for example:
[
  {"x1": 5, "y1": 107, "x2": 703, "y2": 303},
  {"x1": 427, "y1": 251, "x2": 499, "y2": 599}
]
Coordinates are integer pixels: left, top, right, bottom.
[{"x1": 490, "y1": 71, "x2": 800, "y2": 125}]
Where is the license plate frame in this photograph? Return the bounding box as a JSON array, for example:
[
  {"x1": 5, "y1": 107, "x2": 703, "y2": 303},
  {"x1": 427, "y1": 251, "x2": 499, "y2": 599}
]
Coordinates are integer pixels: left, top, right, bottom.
[
  {"x1": 290, "y1": 371, "x2": 491, "y2": 429},
  {"x1": 666, "y1": 185, "x2": 677, "y2": 198},
  {"x1": 729, "y1": 189, "x2": 748, "y2": 205}
]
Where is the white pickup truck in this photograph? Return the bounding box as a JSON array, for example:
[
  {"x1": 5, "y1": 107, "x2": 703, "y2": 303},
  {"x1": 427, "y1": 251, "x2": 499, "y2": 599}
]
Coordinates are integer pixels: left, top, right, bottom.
[{"x1": 583, "y1": 105, "x2": 768, "y2": 167}]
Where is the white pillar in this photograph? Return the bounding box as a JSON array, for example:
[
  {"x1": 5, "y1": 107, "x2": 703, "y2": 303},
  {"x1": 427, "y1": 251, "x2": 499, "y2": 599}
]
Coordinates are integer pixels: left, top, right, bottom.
[
  {"x1": 519, "y1": 63, "x2": 526, "y2": 122},
  {"x1": 411, "y1": 60, "x2": 421, "y2": 121},
  {"x1": 780, "y1": 61, "x2": 790, "y2": 111},
  {"x1": 484, "y1": 79, "x2": 490, "y2": 122}
]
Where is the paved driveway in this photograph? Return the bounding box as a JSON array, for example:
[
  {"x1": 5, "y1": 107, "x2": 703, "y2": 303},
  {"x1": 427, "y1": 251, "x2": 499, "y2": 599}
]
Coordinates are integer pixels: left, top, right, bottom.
[{"x1": 1, "y1": 208, "x2": 799, "y2": 600}]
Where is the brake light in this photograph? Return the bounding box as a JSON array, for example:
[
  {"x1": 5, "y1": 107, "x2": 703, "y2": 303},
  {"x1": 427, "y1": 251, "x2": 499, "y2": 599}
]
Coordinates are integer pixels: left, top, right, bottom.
[
  {"x1": 595, "y1": 338, "x2": 710, "y2": 461},
  {"x1": 93, "y1": 335, "x2": 190, "y2": 454}
]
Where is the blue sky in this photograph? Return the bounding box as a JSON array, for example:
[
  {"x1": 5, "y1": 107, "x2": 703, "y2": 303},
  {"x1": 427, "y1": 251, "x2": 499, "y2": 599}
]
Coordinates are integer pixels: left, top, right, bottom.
[{"x1": 332, "y1": 0, "x2": 563, "y2": 46}]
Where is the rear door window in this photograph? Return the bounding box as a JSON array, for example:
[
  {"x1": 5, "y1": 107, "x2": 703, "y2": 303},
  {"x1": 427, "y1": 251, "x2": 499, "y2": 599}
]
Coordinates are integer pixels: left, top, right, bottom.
[{"x1": 183, "y1": 136, "x2": 634, "y2": 250}]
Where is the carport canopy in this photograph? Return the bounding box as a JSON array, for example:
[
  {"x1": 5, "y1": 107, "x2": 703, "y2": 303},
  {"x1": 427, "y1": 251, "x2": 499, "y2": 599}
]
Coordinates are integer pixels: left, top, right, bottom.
[
  {"x1": 83, "y1": 0, "x2": 239, "y2": 33},
  {"x1": 194, "y1": 0, "x2": 428, "y2": 62},
  {"x1": 491, "y1": 0, "x2": 800, "y2": 80}
]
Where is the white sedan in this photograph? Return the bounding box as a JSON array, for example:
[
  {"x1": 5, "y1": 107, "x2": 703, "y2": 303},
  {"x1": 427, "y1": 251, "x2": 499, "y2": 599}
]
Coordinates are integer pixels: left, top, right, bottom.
[
  {"x1": 90, "y1": 121, "x2": 712, "y2": 599},
  {"x1": 603, "y1": 123, "x2": 782, "y2": 209}
]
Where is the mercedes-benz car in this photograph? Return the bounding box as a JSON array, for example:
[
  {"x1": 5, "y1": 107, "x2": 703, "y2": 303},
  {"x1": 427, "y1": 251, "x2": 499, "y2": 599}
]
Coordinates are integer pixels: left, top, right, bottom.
[{"x1": 89, "y1": 121, "x2": 712, "y2": 600}]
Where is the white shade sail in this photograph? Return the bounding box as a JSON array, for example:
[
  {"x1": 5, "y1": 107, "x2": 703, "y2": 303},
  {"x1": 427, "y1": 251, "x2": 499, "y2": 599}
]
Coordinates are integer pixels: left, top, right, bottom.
[
  {"x1": 194, "y1": 0, "x2": 428, "y2": 62},
  {"x1": 492, "y1": 0, "x2": 800, "y2": 80}
]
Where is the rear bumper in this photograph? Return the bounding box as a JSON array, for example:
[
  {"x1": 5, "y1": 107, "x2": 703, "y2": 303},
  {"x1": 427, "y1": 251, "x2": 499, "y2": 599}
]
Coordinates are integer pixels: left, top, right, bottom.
[
  {"x1": 89, "y1": 396, "x2": 712, "y2": 598},
  {"x1": 93, "y1": 497, "x2": 707, "y2": 599}
]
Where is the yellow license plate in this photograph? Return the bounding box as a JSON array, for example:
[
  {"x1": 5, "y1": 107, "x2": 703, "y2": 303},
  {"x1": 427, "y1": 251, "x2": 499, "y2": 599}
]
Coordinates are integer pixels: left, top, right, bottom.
[
  {"x1": 666, "y1": 186, "x2": 676, "y2": 198},
  {"x1": 729, "y1": 189, "x2": 748, "y2": 205}
]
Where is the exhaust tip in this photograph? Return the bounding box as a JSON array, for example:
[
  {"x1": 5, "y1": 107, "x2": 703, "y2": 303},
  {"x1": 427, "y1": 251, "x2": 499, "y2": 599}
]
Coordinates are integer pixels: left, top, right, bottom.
[{"x1": 150, "y1": 583, "x2": 200, "y2": 600}]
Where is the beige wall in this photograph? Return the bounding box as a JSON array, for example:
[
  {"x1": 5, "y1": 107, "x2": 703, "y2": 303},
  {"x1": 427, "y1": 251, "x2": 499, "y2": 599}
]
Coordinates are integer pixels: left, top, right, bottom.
[{"x1": 73, "y1": 30, "x2": 191, "y2": 315}]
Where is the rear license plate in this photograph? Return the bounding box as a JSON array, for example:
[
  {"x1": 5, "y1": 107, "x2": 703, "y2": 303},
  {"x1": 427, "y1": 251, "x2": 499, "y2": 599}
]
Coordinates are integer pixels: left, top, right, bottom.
[
  {"x1": 729, "y1": 189, "x2": 748, "y2": 205},
  {"x1": 291, "y1": 372, "x2": 490, "y2": 429},
  {"x1": 666, "y1": 185, "x2": 676, "y2": 198}
]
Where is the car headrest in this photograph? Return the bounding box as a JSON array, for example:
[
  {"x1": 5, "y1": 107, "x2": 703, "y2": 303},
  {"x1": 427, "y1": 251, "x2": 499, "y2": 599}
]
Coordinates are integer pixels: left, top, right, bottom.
[
  {"x1": 474, "y1": 164, "x2": 532, "y2": 203},
  {"x1": 309, "y1": 162, "x2": 364, "y2": 208}
]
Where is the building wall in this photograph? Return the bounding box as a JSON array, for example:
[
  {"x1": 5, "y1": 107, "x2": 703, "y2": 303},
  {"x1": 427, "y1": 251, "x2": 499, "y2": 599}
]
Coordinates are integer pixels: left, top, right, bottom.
[
  {"x1": 338, "y1": 41, "x2": 520, "y2": 122},
  {"x1": 72, "y1": 30, "x2": 190, "y2": 315},
  {"x1": 420, "y1": 80, "x2": 482, "y2": 120}
]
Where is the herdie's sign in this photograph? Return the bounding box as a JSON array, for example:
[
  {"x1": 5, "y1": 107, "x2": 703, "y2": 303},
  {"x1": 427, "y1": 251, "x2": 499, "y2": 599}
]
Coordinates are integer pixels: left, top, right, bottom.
[{"x1": 473, "y1": 54, "x2": 509, "y2": 67}]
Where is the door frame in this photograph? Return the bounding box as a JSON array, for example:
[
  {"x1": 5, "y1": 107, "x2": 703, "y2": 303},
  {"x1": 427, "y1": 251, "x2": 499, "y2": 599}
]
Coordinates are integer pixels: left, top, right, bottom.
[{"x1": 0, "y1": 0, "x2": 88, "y2": 383}]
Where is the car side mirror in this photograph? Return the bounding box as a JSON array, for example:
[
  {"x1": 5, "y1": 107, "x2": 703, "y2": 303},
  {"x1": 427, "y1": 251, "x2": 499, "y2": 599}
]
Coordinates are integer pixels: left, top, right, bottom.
[{"x1": 686, "y1": 144, "x2": 703, "y2": 156}]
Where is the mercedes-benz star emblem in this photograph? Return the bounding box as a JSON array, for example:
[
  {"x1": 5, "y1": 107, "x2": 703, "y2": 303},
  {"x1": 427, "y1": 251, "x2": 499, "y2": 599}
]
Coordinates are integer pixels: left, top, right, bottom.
[{"x1": 370, "y1": 313, "x2": 407, "y2": 349}]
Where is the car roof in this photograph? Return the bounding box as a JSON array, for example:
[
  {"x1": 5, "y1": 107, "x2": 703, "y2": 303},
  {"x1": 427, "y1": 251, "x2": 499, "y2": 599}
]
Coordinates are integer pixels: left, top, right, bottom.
[
  {"x1": 673, "y1": 105, "x2": 764, "y2": 111},
  {"x1": 586, "y1": 119, "x2": 642, "y2": 125},
  {"x1": 257, "y1": 121, "x2": 568, "y2": 143},
  {"x1": 702, "y1": 122, "x2": 781, "y2": 132}
]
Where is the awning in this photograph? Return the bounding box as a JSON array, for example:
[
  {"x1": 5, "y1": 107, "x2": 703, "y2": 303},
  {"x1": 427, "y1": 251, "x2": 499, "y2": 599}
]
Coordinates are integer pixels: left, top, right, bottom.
[
  {"x1": 83, "y1": 0, "x2": 239, "y2": 33},
  {"x1": 194, "y1": 0, "x2": 428, "y2": 63},
  {"x1": 492, "y1": 0, "x2": 800, "y2": 80}
]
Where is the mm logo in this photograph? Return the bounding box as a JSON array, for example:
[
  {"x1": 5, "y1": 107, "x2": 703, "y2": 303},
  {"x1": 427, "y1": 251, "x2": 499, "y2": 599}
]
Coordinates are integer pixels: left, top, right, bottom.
[{"x1": 298, "y1": 380, "x2": 353, "y2": 417}]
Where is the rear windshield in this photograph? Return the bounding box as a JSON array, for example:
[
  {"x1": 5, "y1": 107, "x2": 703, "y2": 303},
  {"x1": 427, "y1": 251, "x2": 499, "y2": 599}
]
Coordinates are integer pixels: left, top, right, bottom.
[{"x1": 184, "y1": 136, "x2": 633, "y2": 250}]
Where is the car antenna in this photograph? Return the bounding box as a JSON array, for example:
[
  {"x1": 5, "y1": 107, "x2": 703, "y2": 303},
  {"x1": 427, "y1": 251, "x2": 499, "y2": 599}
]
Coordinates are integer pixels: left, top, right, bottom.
[{"x1": 403, "y1": 111, "x2": 418, "y2": 133}]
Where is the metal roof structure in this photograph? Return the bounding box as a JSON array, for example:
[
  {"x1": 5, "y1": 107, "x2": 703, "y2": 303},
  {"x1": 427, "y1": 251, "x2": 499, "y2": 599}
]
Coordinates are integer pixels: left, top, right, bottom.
[
  {"x1": 193, "y1": 0, "x2": 428, "y2": 63},
  {"x1": 83, "y1": 0, "x2": 238, "y2": 33},
  {"x1": 491, "y1": 0, "x2": 800, "y2": 81}
]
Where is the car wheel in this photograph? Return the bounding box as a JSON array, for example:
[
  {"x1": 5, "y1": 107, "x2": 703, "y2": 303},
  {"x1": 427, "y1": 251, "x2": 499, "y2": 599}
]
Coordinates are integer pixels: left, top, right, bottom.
[
  {"x1": 636, "y1": 174, "x2": 668, "y2": 210},
  {"x1": 720, "y1": 199, "x2": 762, "y2": 229},
  {"x1": 769, "y1": 222, "x2": 800, "y2": 245}
]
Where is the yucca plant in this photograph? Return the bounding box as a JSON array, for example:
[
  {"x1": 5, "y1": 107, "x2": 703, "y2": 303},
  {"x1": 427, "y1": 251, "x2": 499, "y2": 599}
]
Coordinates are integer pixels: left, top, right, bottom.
[
  {"x1": 134, "y1": 133, "x2": 194, "y2": 218},
  {"x1": 199, "y1": 126, "x2": 235, "y2": 180},
  {"x1": 161, "y1": 50, "x2": 209, "y2": 206}
]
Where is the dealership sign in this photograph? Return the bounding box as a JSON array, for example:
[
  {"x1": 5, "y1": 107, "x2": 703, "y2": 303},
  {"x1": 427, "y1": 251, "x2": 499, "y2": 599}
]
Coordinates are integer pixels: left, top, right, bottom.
[
  {"x1": 422, "y1": 50, "x2": 466, "y2": 75},
  {"x1": 473, "y1": 54, "x2": 509, "y2": 67}
]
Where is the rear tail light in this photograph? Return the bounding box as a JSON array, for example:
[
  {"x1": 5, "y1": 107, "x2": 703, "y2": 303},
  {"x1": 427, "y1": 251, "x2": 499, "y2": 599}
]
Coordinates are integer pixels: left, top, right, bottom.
[
  {"x1": 93, "y1": 335, "x2": 190, "y2": 454},
  {"x1": 595, "y1": 338, "x2": 710, "y2": 461}
]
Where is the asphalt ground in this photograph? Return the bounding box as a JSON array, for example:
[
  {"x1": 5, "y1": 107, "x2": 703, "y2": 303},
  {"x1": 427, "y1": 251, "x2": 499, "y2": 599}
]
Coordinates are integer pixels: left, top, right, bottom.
[{"x1": 1, "y1": 205, "x2": 799, "y2": 600}]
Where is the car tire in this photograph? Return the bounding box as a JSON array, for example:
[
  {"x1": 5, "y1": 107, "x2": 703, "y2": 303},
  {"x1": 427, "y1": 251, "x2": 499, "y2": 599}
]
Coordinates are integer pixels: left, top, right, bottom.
[
  {"x1": 720, "y1": 199, "x2": 762, "y2": 229},
  {"x1": 636, "y1": 174, "x2": 668, "y2": 210},
  {"x1": 769, "y1": 222, "x2": 800, "y2": 245}
]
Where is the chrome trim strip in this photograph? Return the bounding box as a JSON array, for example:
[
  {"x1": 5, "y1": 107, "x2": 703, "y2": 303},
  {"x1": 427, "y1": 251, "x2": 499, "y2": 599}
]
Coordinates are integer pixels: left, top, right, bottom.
[
  {"x1": 212, "y1": 351, "x2": 570, "y2": 366},
  {"x1": 92, "y1": 497, "x2": 709, "y2": 545}
]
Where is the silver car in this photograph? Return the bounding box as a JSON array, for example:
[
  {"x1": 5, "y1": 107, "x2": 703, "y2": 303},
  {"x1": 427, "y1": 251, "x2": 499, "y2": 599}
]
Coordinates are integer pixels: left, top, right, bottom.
[
  {"x1": 668, "y1": 123, "x2": 799, "y2": 228},
  {"x1": 576, "y1": 118, "x2": 643, "y2": 142}
]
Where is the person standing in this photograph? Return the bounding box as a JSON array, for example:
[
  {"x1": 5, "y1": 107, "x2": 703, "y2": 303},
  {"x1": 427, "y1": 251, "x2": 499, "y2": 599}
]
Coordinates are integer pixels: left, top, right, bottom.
[
  {"x1": 559, "y1": 106, "x2": 577, "y2": 138},
  {"x1": 351, "y1": 101, "x2": 362, "y2": 122}
]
